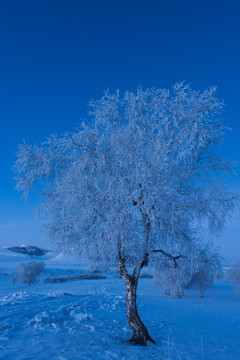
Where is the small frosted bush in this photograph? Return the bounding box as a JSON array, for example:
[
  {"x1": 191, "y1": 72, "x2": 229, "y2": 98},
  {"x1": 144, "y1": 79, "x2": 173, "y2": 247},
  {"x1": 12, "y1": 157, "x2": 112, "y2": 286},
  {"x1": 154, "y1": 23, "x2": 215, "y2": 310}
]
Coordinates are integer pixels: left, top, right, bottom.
[{"x1": 13, "y1": 261, "x2": 45, "y2": 286}]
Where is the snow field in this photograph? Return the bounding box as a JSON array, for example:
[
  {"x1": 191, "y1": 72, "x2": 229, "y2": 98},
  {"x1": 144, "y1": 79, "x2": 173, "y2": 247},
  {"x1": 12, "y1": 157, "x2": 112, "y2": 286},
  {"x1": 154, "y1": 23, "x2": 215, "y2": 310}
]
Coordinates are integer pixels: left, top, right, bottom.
[{"x1": 0, "y1": 250, "x2": 240, "y2": 360}]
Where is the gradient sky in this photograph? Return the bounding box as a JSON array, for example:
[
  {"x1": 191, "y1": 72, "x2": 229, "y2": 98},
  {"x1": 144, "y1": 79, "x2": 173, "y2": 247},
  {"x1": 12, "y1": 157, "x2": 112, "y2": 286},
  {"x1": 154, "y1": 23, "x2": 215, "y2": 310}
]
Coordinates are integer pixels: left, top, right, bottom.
[{"x1": 0, "y1": 0, "x2": 239, "y2": 261}]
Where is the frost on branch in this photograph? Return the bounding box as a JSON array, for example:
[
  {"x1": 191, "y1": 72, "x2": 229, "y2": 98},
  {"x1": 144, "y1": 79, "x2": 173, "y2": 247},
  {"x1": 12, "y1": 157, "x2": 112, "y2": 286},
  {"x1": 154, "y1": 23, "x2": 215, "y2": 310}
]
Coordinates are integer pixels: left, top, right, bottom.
[{"x1": 14, "y1": 83, "x2": 238, "y2": 344}]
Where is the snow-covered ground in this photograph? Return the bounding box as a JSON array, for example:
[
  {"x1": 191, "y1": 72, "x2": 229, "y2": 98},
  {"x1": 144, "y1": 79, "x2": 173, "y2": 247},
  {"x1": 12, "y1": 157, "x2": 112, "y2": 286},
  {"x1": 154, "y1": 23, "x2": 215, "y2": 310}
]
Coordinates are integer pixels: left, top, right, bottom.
[{"x1": 0, "y1": 248, "x2": 239, "y2": 360}]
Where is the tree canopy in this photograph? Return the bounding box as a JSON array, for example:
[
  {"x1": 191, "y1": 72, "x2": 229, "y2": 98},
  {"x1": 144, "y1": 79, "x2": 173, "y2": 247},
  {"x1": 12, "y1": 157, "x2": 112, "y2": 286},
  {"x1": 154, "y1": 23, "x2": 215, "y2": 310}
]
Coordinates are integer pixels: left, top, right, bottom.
[{"x1": 14, "y1": 83, "x2": 237, "y2": 344}]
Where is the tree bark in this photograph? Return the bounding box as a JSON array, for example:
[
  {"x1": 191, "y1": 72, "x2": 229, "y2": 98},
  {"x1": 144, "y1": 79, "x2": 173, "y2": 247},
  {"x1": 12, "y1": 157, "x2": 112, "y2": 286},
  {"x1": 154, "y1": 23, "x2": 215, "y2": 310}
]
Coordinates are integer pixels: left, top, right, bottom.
[
  {"x1": 117, "y1": 215, "x2": 155, "y2": 346},
  {"x1": 123, "y1": 274, "x2": 155, "y2": 346}
]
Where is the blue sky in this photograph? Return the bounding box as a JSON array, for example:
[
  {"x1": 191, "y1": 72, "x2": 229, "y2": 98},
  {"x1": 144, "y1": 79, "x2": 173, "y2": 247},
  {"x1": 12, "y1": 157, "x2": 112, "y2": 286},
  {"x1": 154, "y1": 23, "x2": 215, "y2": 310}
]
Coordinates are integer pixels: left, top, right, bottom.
[{"x1": 0, "y1": 0, "x2": 239, "y2": 261}]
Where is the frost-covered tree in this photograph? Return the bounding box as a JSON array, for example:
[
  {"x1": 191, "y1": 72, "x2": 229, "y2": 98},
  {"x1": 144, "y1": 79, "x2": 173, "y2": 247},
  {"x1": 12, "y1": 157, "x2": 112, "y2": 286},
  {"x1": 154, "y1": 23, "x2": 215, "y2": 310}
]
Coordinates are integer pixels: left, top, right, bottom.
[
  {"x1": 226, "y1": 264, "x2": 240, "y2": 294},
  {"x1": 151, "y1": 246, "x2": 198, "y2": 298},
  {"x1": 190, "y1": 243, "x2": 223, "y2": 297},
  {"x1": 152, "y1": 242, "x2": 223, "y2": 299},
  {"x1": 14, "y1": 84, "x2": 237, "y2": 345},
  {"x1": 13, "y1": 261, "x2": 45, "y2": 286}
]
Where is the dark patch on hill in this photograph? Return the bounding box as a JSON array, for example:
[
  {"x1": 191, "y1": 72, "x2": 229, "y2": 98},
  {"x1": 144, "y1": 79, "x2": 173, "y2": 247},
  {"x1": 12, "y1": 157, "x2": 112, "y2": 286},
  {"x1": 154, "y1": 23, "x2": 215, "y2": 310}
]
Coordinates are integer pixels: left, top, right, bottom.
[
  {"x1": 44, "y1": 274, "x2": 106, "y2": 283},
  {"x1": 7, "y1": 245, "x2": 48, "y2": 256}
]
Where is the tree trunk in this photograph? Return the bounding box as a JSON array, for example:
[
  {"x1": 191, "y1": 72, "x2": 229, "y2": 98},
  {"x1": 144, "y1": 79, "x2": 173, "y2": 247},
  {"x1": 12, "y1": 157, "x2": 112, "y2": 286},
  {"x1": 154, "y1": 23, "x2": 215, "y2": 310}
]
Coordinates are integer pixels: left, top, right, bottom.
[
  {"x1": 199, "y1": 287, "x2": 204, "y2": 298},
  {"x1": 123, "y1": 275, "x2": 155, "y2": 346}
]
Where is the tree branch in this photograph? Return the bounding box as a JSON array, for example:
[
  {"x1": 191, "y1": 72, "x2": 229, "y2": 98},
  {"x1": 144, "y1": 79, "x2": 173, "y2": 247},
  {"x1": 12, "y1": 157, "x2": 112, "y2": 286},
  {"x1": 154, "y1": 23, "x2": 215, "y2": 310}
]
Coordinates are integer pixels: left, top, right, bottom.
[
  {"x1": 117, "y1": 245, "x2": 130, "y2": 281},
  {"x1": 152, "y1": 249, "x2": 184, "y2": 268}
]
